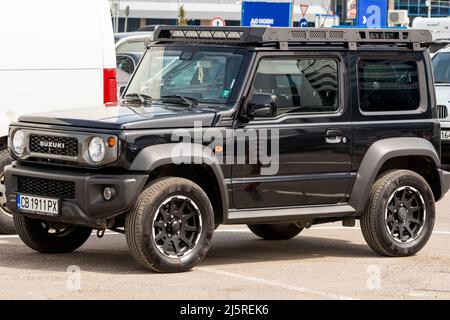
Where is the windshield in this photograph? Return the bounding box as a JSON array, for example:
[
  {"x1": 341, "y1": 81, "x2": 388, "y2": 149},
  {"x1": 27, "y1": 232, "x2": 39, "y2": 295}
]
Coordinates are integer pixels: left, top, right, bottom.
[
  {"x1": 432, "y1": 52, "x2": 450, "y2": 83},
  {"x1": 125, "y1": 46, "x2": 246, "y2": 104}
]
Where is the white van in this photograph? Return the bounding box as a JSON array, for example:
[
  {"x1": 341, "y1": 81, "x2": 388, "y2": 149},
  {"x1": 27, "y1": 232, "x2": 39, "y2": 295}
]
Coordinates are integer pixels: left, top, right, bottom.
[
  {"x1": 412, "y1": 17, "x2": 450, "y2": 54},
  {"x1": 412, "y1": 17, "x2": 450, "y2": 41},
  {"x1": 0, "y1": 0, "x2": 116, "y2": 233},
  {"x1": 0, "y1": 0, "x2": 117, "y2": 141}
]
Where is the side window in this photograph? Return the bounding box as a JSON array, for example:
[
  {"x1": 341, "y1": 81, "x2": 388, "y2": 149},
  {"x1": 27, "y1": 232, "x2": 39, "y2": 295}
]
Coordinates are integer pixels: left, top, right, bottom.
[
  {"x1": 116, "y1": 55, "x2": 135, "y2": 75},
  {"x1": 358, "y1": 58, "x2": 421, "y2": 112},
  {"x1": 251, "y1": 58, "x2": 339, "y2": 117}
]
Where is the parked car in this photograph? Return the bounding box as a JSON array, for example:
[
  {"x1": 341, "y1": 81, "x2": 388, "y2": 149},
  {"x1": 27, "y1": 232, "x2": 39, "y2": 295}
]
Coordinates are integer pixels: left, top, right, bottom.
[
  {"x1": 116, "y1": 53, "x2": 143, "y2": 90},
  {"x1": 0, "y1": 0, "x2": 116, "y2": 234},
  {"x1": 5, "y1": 26, "x2": 450, "y2": 273},
  {"x1": 114, "y1": 32, "x2": 153, "y2": 92},
  {"x1": 432, "y1": 46, "x2": 450, "y2": 165},
  {"x1": 115, "y1": 33, "x2": 151, "y2": 54}
]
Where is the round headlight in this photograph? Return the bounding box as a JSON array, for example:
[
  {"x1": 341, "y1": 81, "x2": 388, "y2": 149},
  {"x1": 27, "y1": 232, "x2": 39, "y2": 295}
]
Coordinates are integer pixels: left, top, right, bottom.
[
  {"x1": 12, "y1": 130, "x2": 25, "y2": 156},
  {"x1": 88, "y1": 137, "x2": 106, "y2": 163}
]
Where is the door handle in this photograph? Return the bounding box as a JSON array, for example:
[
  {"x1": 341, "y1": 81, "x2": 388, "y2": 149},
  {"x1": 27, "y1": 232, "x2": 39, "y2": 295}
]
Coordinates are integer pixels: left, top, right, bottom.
[{"x1": 325, "y1": 129, "x2": 344, "y2": 144}]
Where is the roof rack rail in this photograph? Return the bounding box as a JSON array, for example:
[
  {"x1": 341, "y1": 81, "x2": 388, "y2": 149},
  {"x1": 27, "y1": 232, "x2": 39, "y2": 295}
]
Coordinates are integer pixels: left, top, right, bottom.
[{"x1": 152, "y1": 25, "x2": 432, "y2": 48}]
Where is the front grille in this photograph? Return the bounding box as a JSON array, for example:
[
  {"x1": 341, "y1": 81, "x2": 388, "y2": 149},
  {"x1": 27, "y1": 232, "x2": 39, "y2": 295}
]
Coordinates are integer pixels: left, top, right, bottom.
[
  {"x1": 437, "y1": 105, "x2": 448, "y2": 119},
  {"x1": 29, "y1": 134, "x2": 78, "y2": 157},
  {"x1": 18, "y1": 176, "x2": 76, "y2": 200}
]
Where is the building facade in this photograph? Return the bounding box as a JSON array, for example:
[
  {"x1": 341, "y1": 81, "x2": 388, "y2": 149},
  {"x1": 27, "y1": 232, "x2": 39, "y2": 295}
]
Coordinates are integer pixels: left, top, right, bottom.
[
  {"x1": 110, "y1": 0, "x2": 332, "y2": 32},
  {"x1": 395, "y1": 0, "x2": 450, "y2": 18}
]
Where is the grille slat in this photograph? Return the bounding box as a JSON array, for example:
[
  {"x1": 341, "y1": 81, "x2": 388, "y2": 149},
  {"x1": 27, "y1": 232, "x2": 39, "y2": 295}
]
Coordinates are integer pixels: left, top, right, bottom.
[
  {"x1": 18, "y1": 176, "x2": 76, "y2": 200},
  {"x1": 437, "y1": 105, "x2": 448, "y2": 119},
  {"x1": 29, "y1": 135, "x2": 78, "y2": 157}
]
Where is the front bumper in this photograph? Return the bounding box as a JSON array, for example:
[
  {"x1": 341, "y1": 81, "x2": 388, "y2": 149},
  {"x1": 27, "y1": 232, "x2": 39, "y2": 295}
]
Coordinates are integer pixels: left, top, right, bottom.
[{"x1": 4, "y1": 162, "x2": 147, "y2": 228}]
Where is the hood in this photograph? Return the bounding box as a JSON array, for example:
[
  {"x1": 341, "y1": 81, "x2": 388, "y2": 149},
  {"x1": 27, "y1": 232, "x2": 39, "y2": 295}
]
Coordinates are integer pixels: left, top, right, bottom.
[
  {"x1": 435, "y1": 85, "x2": 450, "y2": 106},
  {"x1": 17, "y1": 103, "x2": 218, "y2": 130}
]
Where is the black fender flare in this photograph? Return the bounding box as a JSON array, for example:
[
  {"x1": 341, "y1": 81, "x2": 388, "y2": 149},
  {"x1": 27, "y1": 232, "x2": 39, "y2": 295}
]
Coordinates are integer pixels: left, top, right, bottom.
[
  {"x1": 349, "y1": 137, "x2": 440, "y2": 212},
  {"x1": 129, "y1": 143, "x2": 229, "y2": 217}
]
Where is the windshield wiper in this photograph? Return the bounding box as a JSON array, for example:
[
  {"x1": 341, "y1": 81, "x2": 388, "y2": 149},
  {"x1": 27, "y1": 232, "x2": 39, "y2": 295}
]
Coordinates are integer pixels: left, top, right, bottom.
[
  {"x1": 161, "y1": 95, "x2": 198, "y2": 108},
  {"x1": 122, "y1": 93, "x2": 153, "y2": 105}
]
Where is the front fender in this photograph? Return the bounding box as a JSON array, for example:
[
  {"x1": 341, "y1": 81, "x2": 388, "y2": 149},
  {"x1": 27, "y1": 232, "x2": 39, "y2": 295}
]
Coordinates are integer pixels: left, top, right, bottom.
[{"x1": 130, "y1": 143, "x2": 229, "y2": 216}]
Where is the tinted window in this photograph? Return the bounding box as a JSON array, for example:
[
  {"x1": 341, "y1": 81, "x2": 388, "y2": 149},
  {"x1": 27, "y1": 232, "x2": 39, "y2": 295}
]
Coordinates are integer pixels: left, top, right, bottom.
[
  {"x1": 251, "y1": 58, "x2": 339, "y2": 117},
  {"x1": 432, "y1": 52, "x2": 450, "y2": 83},
  {"x1": 358, "y1": 59, "x2": 420, "y2": 112}
]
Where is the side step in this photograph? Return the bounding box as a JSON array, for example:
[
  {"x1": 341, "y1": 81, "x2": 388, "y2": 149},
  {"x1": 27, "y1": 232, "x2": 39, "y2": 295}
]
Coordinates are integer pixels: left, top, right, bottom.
[{"x1": 225, "y1": 204, "x2": 357, "y2": 224}]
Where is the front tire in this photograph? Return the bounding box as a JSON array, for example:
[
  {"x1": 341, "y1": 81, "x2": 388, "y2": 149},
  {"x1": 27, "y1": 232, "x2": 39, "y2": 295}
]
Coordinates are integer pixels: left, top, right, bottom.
[
  {"x1": 361, "y1": 170, "x2": 435, "y2": 257},
  {"x1": 125, "y1": 177, "x2": 214, "y2": 273},
  {"x1": 0, "y1": 148, "x2": 15, "y2": 234},
  {"x1": 14, "y1": 215, "x2": 92, "y2": 253},
  {"x1": 247, "y1": 223, "x2": 303, "y2": 240}
]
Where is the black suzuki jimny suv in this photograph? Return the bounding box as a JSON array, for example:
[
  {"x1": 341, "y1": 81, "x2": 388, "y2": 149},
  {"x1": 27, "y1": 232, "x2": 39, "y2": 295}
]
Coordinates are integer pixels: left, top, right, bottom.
[{"x1": 3, "y1": 26, "x2": 450, "y2": 273}]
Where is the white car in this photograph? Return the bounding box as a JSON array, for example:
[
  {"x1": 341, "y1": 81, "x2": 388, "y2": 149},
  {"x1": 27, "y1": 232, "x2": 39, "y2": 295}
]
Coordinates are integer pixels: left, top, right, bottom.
[
  {"x1": 0, "y1": 0, "x2": 116, "y2": 234},
  {"x1": 431, "y1": 46, "x2": 450, "y2": 165},
  {"x1": 432, "y1": 46, "x2": 450, "y2": 121}
]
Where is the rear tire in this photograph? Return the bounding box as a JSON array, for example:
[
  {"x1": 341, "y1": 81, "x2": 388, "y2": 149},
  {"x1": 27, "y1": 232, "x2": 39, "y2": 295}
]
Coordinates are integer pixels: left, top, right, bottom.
[
  {"x1": 0, "y1": 148, "x2": 15, "y2": 234},
  {"x1": 361, "y1": 170, "x2": 435, "y2": 257},
  {"x1": 125, "y1": 177, "x2": 214, "y2": 273},
  {"x1": 14, "y1": 214, "x2": 92, "y2": 253},
  {"x1": 247, "y1": 223, "x2": 303, "y2": 240}
]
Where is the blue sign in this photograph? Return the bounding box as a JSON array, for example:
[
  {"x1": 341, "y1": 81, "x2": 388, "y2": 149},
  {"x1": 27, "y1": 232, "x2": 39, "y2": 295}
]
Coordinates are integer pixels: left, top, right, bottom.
[
  {"x1": 299, "y1": 18, "x2": 308, "y2": 28},
  {"x1": 357, "y1": 0, "x2": 387, "y2": 28},
  {"x1": 241, "y1": 1, "x2": 292, "y2": 27}
]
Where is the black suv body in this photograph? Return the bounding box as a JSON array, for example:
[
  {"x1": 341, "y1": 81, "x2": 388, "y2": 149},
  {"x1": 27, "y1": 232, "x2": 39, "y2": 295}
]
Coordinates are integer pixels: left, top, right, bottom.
[{"x1": 4, "y1": 26, "x2": 450, "y2": 272}]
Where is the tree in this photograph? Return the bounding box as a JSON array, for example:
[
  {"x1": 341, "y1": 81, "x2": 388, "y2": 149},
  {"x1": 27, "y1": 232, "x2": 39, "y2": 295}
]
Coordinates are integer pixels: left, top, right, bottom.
[{"x1": 178, "y1": 5, "x2": 188, "y2": 26}]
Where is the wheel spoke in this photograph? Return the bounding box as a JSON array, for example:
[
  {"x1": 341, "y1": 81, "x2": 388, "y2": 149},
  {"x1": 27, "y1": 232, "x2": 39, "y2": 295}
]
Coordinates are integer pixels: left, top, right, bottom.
[
  {"x1": 393, "y1": 195, "x2": 401, "y2": 207},
  {"x1": 177, "y1": 200, "x2": 187, "y2": 217},
  {"x1": 390, "y1": 223, "x2": 398, "y2": 234},
  {"x1": 406, "y1": 193, "x2": 417, "y2": 207},
  {"x1": 404, "y1": 224, "x2": 414, "y2": 237},
  {"x1": 179, "y1": 233, "x2": 193, "y2": 248},
  {"x1": 170, "y1": 198, "x2": 177, "y2": 216},
  {"x1": 162, "y1": 238, "x2": 172, "y2": 255},
  {"x1": 387, "y1": 205, "x2": 397, "y2": 214},
  {"x1": 401, "y1": 189, "x2": 407, "y2": 202},
  {"x1": 182, "y1": 225, "x2": 199, "y2": 232},
  {"x1": 154, "y1": 221, "x2": 165, "y2": 229},
  {"x1": 160, "y1": 207, "x2": 170, "y2": 220},
  {"x1": 409, "y1": 206, "x2": 421, "y2": 214},
  {"x1": 408, "y1": 217, "x2": 422, "y2": 225},
  {"x1": 181, "y1": 211, "x2": 196, "y2": 222},
  {"x1": 172, "y1": 238, "x2": 181, "y2": 256},
  {"x1": 398, "y1": 225, "x2": 406, "y2": 241},
  {"x1": 154, "y1": 232, "x2": 165, "y2": 242}
]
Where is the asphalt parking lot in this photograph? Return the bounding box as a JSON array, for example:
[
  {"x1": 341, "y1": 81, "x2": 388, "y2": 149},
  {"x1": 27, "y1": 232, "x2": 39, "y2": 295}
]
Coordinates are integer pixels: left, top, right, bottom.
[{"x1": 0, "y1": 195, "x2": 449, "y2": 300}]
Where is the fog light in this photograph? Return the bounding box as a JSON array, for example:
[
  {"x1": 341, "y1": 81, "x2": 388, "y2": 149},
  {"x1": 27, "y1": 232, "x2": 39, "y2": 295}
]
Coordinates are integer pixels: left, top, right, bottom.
[{"x1": 103, "y1": 187, "x2": 114, "y2": 201}]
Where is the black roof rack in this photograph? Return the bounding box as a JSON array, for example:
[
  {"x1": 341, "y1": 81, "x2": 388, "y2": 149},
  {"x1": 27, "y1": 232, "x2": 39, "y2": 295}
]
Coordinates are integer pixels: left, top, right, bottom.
[{"x1": 151, "y1": 25, "x2": 432, "y2": 50}]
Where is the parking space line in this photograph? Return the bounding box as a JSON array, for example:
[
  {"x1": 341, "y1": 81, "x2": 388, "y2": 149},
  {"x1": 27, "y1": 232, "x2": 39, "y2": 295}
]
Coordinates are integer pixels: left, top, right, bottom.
[
  {"x1": 199, "y1": 267, "x2": 354, "y2": 300},
  {"x1": 1, "y1": 227, "x2": 450, "y2": 239}
]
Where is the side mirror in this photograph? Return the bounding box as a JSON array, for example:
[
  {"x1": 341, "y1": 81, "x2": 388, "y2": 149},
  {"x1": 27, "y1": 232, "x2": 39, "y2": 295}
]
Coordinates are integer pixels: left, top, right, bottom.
[
  {"x1": 246, "y1": 93, "x2": 277, "y2": 119},
  {"x1": 119, "y1": 86, "x2": 127, "y2": 96}
]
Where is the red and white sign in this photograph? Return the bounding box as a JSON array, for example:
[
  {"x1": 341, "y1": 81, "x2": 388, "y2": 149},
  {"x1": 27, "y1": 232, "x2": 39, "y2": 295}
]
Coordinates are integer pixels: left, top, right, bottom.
[
  {"x1": 300, "y1": 4, "x2": 309, "y2": 17},
  {"x1": 210, "y1": 16, "x2": 226, "y2": 27}
]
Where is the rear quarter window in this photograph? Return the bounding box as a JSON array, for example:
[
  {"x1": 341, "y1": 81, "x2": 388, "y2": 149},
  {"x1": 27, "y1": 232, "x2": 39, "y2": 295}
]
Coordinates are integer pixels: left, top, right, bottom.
[{"x1": 358, "y1": 57, "x2": 424, "y2": 113}]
